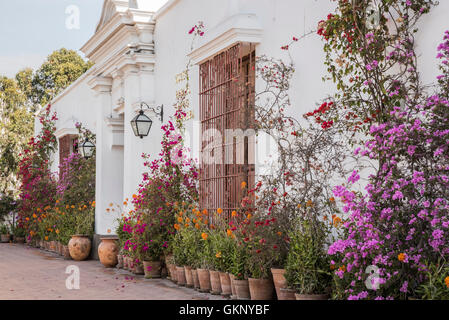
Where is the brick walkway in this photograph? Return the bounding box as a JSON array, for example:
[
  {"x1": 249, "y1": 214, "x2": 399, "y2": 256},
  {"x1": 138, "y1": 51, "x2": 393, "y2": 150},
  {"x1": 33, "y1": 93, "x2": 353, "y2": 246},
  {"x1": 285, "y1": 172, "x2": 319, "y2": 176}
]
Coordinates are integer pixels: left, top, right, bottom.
[{"x1": 0, "y1": 243, "x2": 225, "y2": 300}]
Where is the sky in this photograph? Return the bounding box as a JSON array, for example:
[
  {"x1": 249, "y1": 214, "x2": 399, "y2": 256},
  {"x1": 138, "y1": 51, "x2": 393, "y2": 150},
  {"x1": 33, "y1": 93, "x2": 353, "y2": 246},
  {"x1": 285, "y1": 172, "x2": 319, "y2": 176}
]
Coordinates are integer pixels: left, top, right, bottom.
[{"x1": 0, "y1": 0, "x2": 104, "y2": 78}]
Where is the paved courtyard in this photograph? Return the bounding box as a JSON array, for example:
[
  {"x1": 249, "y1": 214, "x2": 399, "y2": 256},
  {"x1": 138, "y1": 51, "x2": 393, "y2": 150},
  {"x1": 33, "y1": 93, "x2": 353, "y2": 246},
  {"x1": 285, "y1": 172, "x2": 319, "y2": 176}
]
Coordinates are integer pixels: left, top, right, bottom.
[{"x1": 0, "y1": 243, "x2": 225, "y2": 300}]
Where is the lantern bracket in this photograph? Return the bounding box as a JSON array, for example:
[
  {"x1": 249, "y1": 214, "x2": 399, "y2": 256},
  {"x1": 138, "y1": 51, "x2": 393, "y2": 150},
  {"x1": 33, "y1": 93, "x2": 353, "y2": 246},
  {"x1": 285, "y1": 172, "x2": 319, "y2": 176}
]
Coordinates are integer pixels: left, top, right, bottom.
[{"x1": 140, "y1": 102, "x2": 164, "y2": 123}]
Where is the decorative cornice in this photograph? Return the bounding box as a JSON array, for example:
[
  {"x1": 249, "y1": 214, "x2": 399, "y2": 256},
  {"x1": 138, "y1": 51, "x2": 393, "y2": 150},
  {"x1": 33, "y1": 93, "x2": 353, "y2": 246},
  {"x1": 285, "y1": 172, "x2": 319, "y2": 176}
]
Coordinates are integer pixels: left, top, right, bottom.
[
  {"x1": 188, "y1": 13, "x2": 263, "y2": 65},
  {"x1": 55, "y1": 127, "x2": 79, "y2": 140},
  {"x1": 88, "y1": 76, "x2": 113, "y2": 93}
]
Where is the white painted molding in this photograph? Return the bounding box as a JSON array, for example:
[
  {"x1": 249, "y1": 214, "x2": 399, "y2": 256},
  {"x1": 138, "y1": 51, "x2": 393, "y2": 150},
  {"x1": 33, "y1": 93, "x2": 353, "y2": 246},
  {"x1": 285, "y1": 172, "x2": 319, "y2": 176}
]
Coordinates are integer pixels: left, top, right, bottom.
[
  {"x1": 54, "y1": 127, "x2": 79, "y2": 140},
  {"x1": 188, "y1": 13, "x2": 263, "y2": 65},
  {"x1": 105, "y1": 116, "x2": 125, "y2": 147}
]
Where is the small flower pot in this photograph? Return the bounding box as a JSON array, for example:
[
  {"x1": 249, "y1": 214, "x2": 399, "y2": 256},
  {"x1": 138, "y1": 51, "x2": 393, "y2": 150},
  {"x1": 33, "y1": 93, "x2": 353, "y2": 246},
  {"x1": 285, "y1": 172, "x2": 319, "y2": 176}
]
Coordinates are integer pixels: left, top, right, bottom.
[
  {"x1": 44, "y1": 241, "x2": 50, "y2": 250},
  {"x1": 192, "y1": 269, "x2": 200, "y2": 290},
  {"x1": 184, "y1": 266, "x2": 194, "y2": 288},
  {"x1": 248, "y1": 278, "x2": 275, "y2": 300},
  {"x1": 279, "y1": 288, "x2": 296, "y2": 300},
  {"x1": 14, "y1": 236, "x2": 25, "y2": 244},
  {"x1": 176, "y1": 266, "x2": 187, "y2": 286},
  {"x1": 49, "y1": 241, "x2": 57, "y2": 252},
  {"x1": 219, "y1": 272, "x2": 232, "y2": 296},
  {"x1": 57, "y1": 242, "x2": 63, "y2": 255},
  {"x1": 0, "y1": 234, "x2": 10, "y2": 243},
  {"x1": 210, "y1": 270, "x2": 222, "y2": 295},
  {"x1": 143, "y1": 261, "x2": 162, "y2": 279},
  {"x1": 169, "y1": 264, "x2": 178, "y2": 283},
  {"x1": 271, "y1": 268, "x2": 287, "y2": 300},
  {"x1": 295, "y1": 293, "x2": 329, "y2": 300},
  {"x1": 62, "y1": 245, "x2": 71, "y2": 260},
  {"x1": 117, "y1": 255, "x2": 124, "y2": 269},
  {"x1": 234, "y1": 279, "x2": 251, "y2": 300},
  {"x1": 98, "y1": 237, "x2": 119, "y2": 268},
  {"x1": 134, "y1": 262, "x2": 145, "y2": 275},
  {"x1": 39, "y1": 240, "x2": 44, "y2": 249},
  {"x1": 197, "y1": 269, "x2": 211, "y2": 293},
  {"x1": 68, "y1": 235, "x2": 91, "y2": 261},
  {"x1": 229, "y1": 273, "x2": 238, "y2": 300},
  {"x1": 123, "y1": 256, "x2": 129, "y2": 270}
]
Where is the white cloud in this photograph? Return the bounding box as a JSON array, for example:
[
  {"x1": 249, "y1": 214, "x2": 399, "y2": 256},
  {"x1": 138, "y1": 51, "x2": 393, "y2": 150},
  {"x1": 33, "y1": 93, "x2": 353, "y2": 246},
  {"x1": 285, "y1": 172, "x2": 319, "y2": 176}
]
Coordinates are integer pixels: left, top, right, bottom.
[{"x1": 0, "y1": 54, "x2": 46, "y2": 78}]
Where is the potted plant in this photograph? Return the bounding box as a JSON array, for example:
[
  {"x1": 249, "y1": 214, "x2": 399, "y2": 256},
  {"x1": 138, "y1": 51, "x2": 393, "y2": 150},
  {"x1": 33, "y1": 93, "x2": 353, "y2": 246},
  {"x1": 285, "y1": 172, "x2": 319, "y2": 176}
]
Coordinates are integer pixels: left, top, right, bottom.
[
  {"x1": 0, "y1": 224, "x2": 10, "y2": 243},
  {"x1": 230, "y1": 242, "x2": 251, "y2": 300},
  {"x1": 173, "y1": 230, "x2": 188, "y2": 286},
  {"x1": 285, "y1": 218, "x2": 332, "y2": 300},
  {"x1": 210, "y1": 227, "x2": 235, "y2": 296},
  {"x1": 98, "y1": 236, "x2": 119, "y2": 268},
  {"x1": 67, "y1": 203, "x2": 94, "y2": 261},
  {"x1": 13, "y1": 226, "x2": 26, "y2": 244}
]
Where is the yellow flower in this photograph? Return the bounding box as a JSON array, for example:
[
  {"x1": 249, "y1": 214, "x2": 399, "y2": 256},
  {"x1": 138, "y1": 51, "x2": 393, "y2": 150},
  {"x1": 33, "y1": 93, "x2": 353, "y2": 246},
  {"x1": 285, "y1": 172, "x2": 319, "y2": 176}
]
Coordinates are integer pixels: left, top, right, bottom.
[
  {"x1": 44, "y1": 236, "x2": 49, "y2": 241},
  {"x1": 201, "y1": 233, "x2": 208, "y2": 240},
  {"x1": 215, "y1": 252, "x2": 222, "y2": 258},
  {"x1": 71, "y1": 205, "x2": 75, "y2": 209},
  {"x1": 333, "y1": 216, "x2": 342, "y2": 227},
  {"x1": 55, "y1": 229, "x2": 60, "y2": 234}
]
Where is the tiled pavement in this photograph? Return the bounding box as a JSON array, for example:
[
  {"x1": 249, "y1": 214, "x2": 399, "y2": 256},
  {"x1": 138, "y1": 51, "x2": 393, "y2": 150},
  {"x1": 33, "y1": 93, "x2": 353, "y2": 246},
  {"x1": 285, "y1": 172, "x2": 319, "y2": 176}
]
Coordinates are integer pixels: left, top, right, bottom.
[{"x1": 0, "y1": 243, "x2": 225, "y2": 300}]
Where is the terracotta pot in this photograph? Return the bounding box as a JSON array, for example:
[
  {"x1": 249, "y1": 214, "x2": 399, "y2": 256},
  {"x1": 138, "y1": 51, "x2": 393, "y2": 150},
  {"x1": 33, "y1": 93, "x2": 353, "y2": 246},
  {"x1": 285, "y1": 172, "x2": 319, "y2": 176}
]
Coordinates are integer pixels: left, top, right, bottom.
[
  {"x1": 229, "y1": 273, "x2": 237, "y2": 300},
  {"x1": 68, "y1": 235, "x2": 91, "y2": 261},
  {"x1": 143, "y1": 261, "x2": 162, "y2": 279},
  {"x1": 57, "y1": 242, "x2": 63, "y2": 255},
  {"x1": 1, "y1": 234, "x2": 10, "y2": 243},
  {"x1": 295, "y1": 293, "x2": 329, "y2": 300},
  {"x1": 279, "y1": 288, "x2": 296, "y2": 300},
  {"x1": 192, "y1": 269, "x2": 200, "y2": 290},
  {"x1": 161, "y1": 266, "x2": 168, "y2": 278},
  {"x1": 44, "y1": 241, "x2": 50, "y2": 250},
  {"x1": 271, "y1": 268, "x2": 288, "y2": 300},
  {"x1": 210, "y1": 270, "x2": 222, "y2": 295},
  {"x1": 234, "y1": 279, "x2": 251, "y2": 300},
  {"x1": 49, "y1": 241, "x2": 57, "y2": 252},
  {"x1": 134, "y1": 262, "x2": 145, "y2": 275},
  {"x1": 176, "y1": 266, "x2": 187, "y2": 286},
  {"x1": 249, "y1": 278, "x2": 275, "y2": 300},
  {"x1": 169, "y1": 264, "x2": 178, "y2": 283},
  {"x1": 184, "y1": 266, "x2": 194, "y2": 288},
  {"x1": 98, "y1": 237, "x2": 119, "y2": 268},
  {"x1": 14, "y1": 236, "x2": 25, "y2": 244},
  {"x1": 39, "y1": 240, "x2": 44, "y2": 249},
  {"x1": 197, "y1": 269, "x2": 211, "y2": 292},
  {"x1": 62, "y1": 245, "x2": 71, "y2": 259},
  {"x1": 219, "y1": 272, "x2": 232, "y2": 296},
  {"x1": 117, "y1": 255, "x2": 124, "y2": 269}
]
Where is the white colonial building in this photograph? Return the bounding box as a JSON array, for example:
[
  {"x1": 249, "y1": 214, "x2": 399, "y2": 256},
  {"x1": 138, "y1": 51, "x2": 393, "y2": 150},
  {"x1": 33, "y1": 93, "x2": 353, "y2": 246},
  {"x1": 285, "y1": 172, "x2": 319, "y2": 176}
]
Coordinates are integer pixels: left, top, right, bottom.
[{"x1": 35, "y1": 0, "x2": 449, "y2": 250}]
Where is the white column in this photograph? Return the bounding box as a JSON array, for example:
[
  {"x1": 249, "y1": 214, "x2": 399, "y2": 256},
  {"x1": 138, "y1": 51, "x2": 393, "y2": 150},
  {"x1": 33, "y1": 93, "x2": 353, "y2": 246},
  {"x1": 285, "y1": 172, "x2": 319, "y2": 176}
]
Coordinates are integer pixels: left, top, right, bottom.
[{"x1": 90, "y1": 76, "x2": 124, "y2": 235}]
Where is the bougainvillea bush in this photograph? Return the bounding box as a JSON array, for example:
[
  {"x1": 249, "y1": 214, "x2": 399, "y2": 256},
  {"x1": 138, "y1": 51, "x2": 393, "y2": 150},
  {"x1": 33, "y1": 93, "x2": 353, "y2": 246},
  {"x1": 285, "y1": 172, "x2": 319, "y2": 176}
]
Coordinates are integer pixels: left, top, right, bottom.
[
  {"x1": 319, "y1": 0, "x2": 449, "y2": 299},
  {"x1": 17, "y1": 105, "x2": 58, "y2": 237}
]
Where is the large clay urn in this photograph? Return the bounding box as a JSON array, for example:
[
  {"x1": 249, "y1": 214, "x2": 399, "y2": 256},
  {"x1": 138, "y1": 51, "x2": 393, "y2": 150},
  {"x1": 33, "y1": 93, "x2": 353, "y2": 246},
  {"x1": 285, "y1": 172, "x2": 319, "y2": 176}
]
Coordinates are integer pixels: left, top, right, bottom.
[
  {"x1": 68, "y1": 235, "x2": 92, "y2": 261},
  {"x1": 98, "y1": 237, "x2": 119, "y2": 268}
]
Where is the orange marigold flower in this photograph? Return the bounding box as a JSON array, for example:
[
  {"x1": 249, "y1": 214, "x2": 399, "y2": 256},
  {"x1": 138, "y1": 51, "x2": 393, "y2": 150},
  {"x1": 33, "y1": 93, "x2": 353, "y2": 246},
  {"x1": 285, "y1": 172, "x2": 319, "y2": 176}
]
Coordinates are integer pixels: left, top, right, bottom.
[
  {"x1": 227, "y1": 229, "x2": 233, "y2": 237},
  {"x1": 241, "y1": 181, "x2": 247, "y2": 189},
  {"x1": 44, "y1": 236, "x2": 49, "y2": 241},
  {"x1": 398, "y1": 253, "x2": 406, "y2": 262},
  {"x1": 201, "y1": 233, "x2": 208, "y2": 240},
  {"x1": 445, "y1": 276, "x2": 449, "y2": 288},
  {"x1": 174, "y1": 224, "x2": 181, "y2": 230},
  {"x1": 231, "y1": 211, "x2": 237, "y2": 217},
  {"x1": 339, "y1": 265, "x2": 346, "y2": 273},
  {"x1": 202, "y1": 209, "x2": 208, "y2": 215},
  {"x1": 215, "y1": 252, "x2": 222, "y2": 258},
  {"x1": 330, "y1": 197, "x2": 335, "y2": 203},
  {"x1": 177, "y1": 217, "x2": 183, "y2": 223},
  {"x1": 195, "y1": 223, "x2": 200, "y2": 230},
  {"x1": 217, "y1": 208, "x2": 223, "y2": 215}
]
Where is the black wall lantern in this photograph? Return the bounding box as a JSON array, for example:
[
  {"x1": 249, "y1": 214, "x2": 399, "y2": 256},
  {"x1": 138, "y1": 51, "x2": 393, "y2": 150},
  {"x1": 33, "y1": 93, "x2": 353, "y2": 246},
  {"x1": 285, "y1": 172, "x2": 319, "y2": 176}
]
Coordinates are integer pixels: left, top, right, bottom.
[
  {"x1": 131, "y1": 102, "x2": 164, "y2": 139},
  {"x1": 80, "y1": 138, "x2": 95, "y2": 159}
]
